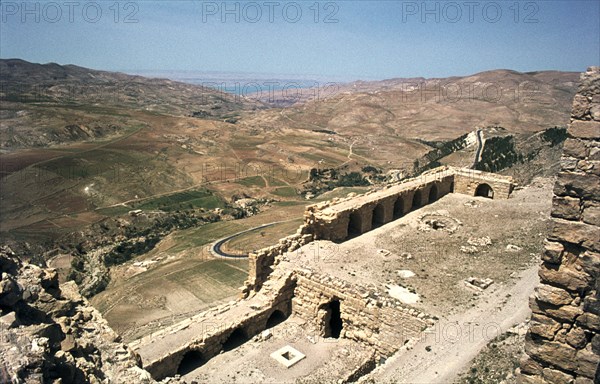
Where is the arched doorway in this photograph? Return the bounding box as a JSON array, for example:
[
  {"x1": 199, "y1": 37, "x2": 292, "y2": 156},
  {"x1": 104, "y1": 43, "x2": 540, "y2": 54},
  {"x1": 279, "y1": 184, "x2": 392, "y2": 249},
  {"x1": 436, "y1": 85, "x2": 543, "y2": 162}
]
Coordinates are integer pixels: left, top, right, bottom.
[
  {"x1": 372, "y1": 203, "x2": 385, "y2": 228},
  {"x1": 475, "y1": 183, "x2": 494, "y2": 199},
  {"x1": 393, "y1": 197, "x2": 404, "y2": 219},
  {"x1": 412, "y1": 190, "x2": 422, "y2": 210},
  {"x1": 428, "y1": 185, "x2": 438, "y2": 203},
  {"x1": 177, "y1": 350, "x2": 205, "y2": 375},
  {"x1": 450, "y1": 182, "x2": 455, "y2": 192},
  {"x1": 222, "y1": 328, "x2": 249, "y2": 352},
  {"x1": 266, "y1": 310, "x2": 287, "y2": 329},
  {"x1": 348, "y1": 211, "x2": 362, "y2": 237},
  {"x1": 321, "y1": 300, "x2": 343, "y2": 338}
]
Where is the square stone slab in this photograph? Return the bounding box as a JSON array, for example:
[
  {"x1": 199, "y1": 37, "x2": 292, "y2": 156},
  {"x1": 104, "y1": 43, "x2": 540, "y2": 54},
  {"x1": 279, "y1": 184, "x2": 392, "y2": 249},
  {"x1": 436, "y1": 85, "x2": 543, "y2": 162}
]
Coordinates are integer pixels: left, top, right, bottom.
[{"x1": 270, "y1": 345, "x2": 306, "y2": 368}]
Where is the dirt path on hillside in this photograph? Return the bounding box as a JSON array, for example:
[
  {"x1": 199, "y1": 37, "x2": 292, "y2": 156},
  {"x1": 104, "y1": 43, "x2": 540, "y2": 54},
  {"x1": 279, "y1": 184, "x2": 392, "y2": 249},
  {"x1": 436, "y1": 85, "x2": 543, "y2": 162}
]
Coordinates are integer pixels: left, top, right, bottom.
[{"x1": 367, "y1": 264, "x2": 539, "y2": 383}]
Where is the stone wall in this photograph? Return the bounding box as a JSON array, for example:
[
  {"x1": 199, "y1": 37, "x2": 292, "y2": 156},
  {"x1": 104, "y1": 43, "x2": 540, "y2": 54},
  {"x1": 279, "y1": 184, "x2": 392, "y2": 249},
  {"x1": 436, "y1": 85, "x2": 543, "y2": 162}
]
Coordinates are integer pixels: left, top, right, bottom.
[
  {"x1": 519, "y1": 67, "x2": 600, "y2": 384},
  {"x1": 304, "y1": 166, "x2": 513, "y2": 243},
  {"x1": 132, "y1": 268, "x2": 297, "y2": 380},
  {"x1": 244, "y1": 226, "x2": 314, "y2": 293},
  {"x1": 453, "y1": 168, "x2": 514, "y2": 199},
  {"x1": 245, "y1": 166, "x2": 515, "y2": 293},
  {"x1": 292, "y1": 269, "x2": 432, "y2": 357}
]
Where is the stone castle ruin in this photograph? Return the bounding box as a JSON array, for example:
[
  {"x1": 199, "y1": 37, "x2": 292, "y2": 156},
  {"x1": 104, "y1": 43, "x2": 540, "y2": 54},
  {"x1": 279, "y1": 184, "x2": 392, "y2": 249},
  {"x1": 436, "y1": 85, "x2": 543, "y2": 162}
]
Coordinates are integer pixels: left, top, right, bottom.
[
  {"x1": 130, "y1": 166, "x2": 515, "y2": 380},
  {"x1": 129, "y1": 68, "x2": 599, "y2": 383},
  {"x1": 2, "y1": 66, "x2": 598, "y2": 383}
]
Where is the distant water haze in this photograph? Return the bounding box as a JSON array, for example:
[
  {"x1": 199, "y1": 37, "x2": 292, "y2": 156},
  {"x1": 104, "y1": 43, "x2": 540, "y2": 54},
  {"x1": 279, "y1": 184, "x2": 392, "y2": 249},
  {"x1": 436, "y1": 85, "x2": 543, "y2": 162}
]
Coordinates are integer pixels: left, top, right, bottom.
[{"x1": 123, "y1": 69, "x2": 359, "y2": 93}]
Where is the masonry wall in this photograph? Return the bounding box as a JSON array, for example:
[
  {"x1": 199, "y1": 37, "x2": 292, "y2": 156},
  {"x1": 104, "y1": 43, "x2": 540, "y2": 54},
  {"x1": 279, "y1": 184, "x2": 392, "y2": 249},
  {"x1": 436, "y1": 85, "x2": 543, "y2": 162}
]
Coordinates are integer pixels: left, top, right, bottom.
[
  {"x1": 292, "y1": 270, "x2": 432, "y2": 356},
  {"x1": 137, "y1": 270, "x2": 297, "y2": 380},
  {"x1": 307, "y1": 175, "x2": 455, "y2": 243},
  {"x1": 453, "y1": 169, "x2": 513, "y2": 199},
  {"x1": 519, "y1": 67, "x2": 600, "y2": 384}
]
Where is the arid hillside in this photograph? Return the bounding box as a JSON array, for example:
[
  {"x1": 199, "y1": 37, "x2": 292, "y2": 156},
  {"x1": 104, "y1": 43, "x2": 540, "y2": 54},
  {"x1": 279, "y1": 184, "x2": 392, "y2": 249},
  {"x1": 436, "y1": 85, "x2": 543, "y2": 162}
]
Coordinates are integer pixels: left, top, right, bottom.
[
  {"x1": 245, "y1": 69, "x2": 579, "y2": 140},
  {"x1": 0, "y1": 58, "x2": 261, "y2": 148}
]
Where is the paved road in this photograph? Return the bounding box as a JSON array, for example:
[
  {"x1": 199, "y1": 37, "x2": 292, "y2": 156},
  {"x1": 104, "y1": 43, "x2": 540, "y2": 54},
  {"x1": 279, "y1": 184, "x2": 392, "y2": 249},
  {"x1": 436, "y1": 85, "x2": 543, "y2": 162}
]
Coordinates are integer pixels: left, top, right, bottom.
[
  {"x1": 210, "y1": 221, "x2": 285, "y2": 258},
  {"x1": 472, "y1": 129, "x2": 484, "y2": 169}
]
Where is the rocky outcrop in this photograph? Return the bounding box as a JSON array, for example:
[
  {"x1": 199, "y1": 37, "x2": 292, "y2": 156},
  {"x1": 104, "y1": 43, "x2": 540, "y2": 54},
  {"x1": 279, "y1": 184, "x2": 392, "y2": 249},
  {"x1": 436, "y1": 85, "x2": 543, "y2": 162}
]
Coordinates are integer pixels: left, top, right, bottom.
[
  {"x1": 0, "y1": 246, "x2": 153, "y2": 383},
  {"x1": 519, "y1": 67, "x2": 600, "y2": 383}
]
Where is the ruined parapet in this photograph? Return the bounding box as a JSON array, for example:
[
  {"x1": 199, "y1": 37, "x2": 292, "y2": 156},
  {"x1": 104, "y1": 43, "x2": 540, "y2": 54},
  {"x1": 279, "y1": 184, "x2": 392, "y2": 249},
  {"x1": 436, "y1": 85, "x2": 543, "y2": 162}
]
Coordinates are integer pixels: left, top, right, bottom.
[
  {"x1": 133, "y1": 268, "x2": 297, "y2": 380},
  {"x1": 519, "y1": 67, "x2": 600, "y2": 384},
  {"x1": 292, "y1": 269, "x2": 433, "y2": 357},
  {"x1": 244, "y1": 224, "x2": 313, "y2": 295}
]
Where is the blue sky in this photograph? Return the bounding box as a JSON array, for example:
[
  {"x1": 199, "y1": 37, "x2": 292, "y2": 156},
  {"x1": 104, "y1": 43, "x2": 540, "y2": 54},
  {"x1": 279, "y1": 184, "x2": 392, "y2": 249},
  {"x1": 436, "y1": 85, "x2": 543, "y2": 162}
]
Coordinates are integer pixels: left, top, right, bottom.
[{"x1": 1, "y1": 1, "x2": 598, "y2": 80}]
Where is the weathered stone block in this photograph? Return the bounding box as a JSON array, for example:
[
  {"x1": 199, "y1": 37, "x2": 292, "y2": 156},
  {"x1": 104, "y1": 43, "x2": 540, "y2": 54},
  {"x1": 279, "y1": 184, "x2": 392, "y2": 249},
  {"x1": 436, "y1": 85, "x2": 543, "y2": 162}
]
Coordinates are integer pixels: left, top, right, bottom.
[
  {"x1": 592, "y1": 334, "x2": 600, "y2": 354},
  {"x1": 576, "y1": 312, "x2": 600, "y2": 332},
  {"x1": 530, "y1": 296, "x2": 583, "y2": 322},
  {"x1": 534, "y1": 284, "x2": 573, "y2": 306},
  {"x1": 520, "y1": 355, "x2": 544, "y2": 375},
  {"x1": 576, "y1": 346, "x2": 600, "y2": 378},
  {"x1": 549, "y1": 219, "x2": 600, "y2": 252},
  {"x1": 542, "y1": 240, "x2": 564, "y2": 264},
  {"x1": 518, "y1": 374, "x2": 549, "y2": 384},
  {"x1": 529, "y1": 313, "x2": 561, "y2": 339},
  {"x1": 566, "y1": 326, "x2": 588, "y2": 349},
  {"x1": 538, "y1": 263, "x2": 592, "y2": 292},
  {"x1": 552, "y1": 196, "x2": 581, "y2": 220},
  {"x1": 563, "y1": 138, "x2": 588, "y2": 159},
  {"x1": 583, "y1": 203, "x2": 600, "y2": 226},
  {"x1": 554, "y1": 172, "x2": 600, "y2": 201},
  {"x1": 574, "y1": 377, "x2": 595, "y2": 384},
  {"x1": 524, "y1": 335, "x2": 578, "y2": 372},
  {"x1": 584, "y1": 296, "x2": 600, "y2": 316},
  {"x1": 542, "y1": 367, "x2": 575, "y2": 384},
  {"x1": 572, "y1": 94, "x2": 591, "y2": 119},
  {"x1": 569, "y1": 121, "x2": 600, "y2": 139},
  {"x1": 579, "y1": 251, "x2": 600, "y2": 279}
]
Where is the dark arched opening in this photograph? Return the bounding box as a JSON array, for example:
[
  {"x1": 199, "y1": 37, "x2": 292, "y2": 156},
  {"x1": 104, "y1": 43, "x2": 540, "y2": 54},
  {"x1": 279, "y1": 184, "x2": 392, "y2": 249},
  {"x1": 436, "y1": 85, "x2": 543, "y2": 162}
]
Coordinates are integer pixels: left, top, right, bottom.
[
  {"x1": 177, "y1": 350, "x2": 205, "y2": 375},
  {"x1": 321, "y1": 300, "x2": 343, "y2": 339},
  {"x1": 450, "y1": 182, "x2": 455, "y2": 192},
  {"x1": 266, "y1": 310, "x2": 287, "y2": 329},
  {"x1": 222, "y1": 328, "x2": 249, "y2": 352},
  {"x1": 372, "y1": 203, "x2": 385, "y2": 228},
  {"x1": 428, "y1": 185, "x2": 438, "y2": 203},
  {"x1": 411, "y1": 190, "x2": 422, "y2": 210},
  {"x1": 393, "y1": 197, "x2": 404, "y2": 219},
  {"x1": 475, "y1": 183, "x2": 494, "y2": 199},
  {"x1": 348, "y1": 211, "x2": 362, "y2": 238}
]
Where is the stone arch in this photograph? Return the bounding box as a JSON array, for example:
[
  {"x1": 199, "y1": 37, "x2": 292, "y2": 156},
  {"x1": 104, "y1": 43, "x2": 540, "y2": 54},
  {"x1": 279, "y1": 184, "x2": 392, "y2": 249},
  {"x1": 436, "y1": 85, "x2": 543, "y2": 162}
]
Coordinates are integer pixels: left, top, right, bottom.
[
  {"x1": 320, "y1": 299, "x2": 343, "y2": 339},
  {"x1": 372, "y1": 203, "x2": 385, "y2": 228},
  {"x1": 265, "y1": 309, "x2": 287, "y2": 329},
  {"x1": 393, "y1": 196, "x2": 404, "y2": 219},
  {"x1": 222, "y1": 327, "x2": 249, "y2": 352},
  {"x1": 348, "y1": 211, "x2": 363, "y2": 237},
  {"x1": 177, "y1": 350, "x2": 205, "y2": 375},
  {"x1": 428, "y1": 184, "x2": 438, "y2": 203},
  {"x1": 475, "y1": 183, "x2": 494, "y2": 199},
  {"x1": 411, "y1": 190, "x2": 422, "y2": 210}
]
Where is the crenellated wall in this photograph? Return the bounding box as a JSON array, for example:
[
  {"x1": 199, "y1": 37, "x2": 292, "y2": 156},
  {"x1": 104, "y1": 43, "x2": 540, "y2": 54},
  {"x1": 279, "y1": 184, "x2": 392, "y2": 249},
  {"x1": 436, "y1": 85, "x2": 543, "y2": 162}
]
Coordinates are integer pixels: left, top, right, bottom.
[{"x1": 519, "y1": 67, "x2": 600, "y2": 384}]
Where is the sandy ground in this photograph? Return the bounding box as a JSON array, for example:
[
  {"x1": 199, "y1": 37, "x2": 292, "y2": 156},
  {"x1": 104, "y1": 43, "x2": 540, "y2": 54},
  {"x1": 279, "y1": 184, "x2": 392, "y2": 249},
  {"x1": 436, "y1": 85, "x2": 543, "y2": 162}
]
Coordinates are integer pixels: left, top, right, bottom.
[{"x1": 365, "y1": 263, "x2": 538, "y2": 383}]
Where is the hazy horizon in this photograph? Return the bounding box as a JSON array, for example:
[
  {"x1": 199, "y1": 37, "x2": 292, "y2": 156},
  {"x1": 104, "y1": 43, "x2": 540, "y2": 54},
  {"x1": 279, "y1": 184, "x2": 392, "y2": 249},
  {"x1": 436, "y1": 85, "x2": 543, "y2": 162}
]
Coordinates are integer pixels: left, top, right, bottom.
[{"x1": 1, "y1": 1, "x2": 598, "y2": 79}]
